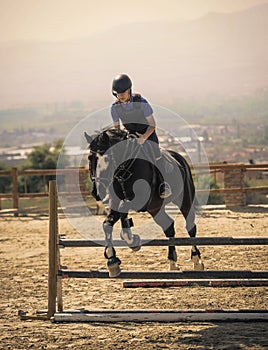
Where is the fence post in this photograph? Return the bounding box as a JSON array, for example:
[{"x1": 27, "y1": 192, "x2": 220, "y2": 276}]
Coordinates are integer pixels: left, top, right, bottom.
[
  {"x1": 79, "y1": 167, "x2": 87, "y2": 194},
  {"x1": 11, "y1": 167, "x2": 19, "y2": 211},
  {"x1": 47, "y1": 180, "x2": 58, "y2": 318},
  {"x1": 223, "y1": 165, "x2": 246, "y2": 207}
]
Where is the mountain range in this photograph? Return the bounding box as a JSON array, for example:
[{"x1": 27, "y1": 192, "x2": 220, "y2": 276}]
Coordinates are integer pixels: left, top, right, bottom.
[{"x1": 0, "y1": 2, "x2": 268, "y2": 107}]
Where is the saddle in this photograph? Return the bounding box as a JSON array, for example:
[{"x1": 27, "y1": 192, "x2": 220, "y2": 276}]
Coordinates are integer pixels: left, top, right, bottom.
[
  {"x1": 162, "y1": 149, "x2": 186, "y2": 171},
  {"x1": 161, "y1": 150, "x2": 176, "y2": 174}
]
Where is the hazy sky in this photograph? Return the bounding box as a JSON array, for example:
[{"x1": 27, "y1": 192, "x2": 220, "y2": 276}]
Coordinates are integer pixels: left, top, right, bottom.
[{"x1": 0, "y1": 0, "x2": 267, "y2": 43}]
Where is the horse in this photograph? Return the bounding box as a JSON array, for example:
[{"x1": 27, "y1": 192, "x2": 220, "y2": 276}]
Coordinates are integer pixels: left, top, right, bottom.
[{"x1": 84, "y1": 127, "x2": 204, "y2": 277}]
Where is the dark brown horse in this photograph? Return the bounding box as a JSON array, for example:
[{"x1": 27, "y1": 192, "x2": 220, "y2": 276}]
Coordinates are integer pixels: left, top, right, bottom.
[{"x1": 85, "y1": 128, "x2": 204, "y2": 277}]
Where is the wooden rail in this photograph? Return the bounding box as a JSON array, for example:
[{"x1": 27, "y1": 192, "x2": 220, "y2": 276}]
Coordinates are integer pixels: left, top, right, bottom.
[
  {"x1": 59, "y1": 237, "x2": 268, "y2": 247},
  {"x1": 0, "y1": 167, "x2": 90, "y2": 210}
]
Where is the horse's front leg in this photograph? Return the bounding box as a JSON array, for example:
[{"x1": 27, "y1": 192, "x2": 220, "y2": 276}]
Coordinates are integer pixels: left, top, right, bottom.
[
  {"x1": 120, "y1": 211, "x2": 141, "y2": 252},
  {"x1": 103, "y1": 209, "x2": 122, "y2": 277}
]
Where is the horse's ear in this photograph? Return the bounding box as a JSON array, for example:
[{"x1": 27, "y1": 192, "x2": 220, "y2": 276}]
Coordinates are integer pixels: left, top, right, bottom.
[{"x1": 84, "y1": 132, "x2": 93, "y2": 144}]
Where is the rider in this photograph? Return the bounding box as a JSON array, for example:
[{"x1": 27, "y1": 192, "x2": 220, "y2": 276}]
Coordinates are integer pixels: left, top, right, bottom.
[{"x1": 111, "y1": 73, "x2": 172, "y2": 199}]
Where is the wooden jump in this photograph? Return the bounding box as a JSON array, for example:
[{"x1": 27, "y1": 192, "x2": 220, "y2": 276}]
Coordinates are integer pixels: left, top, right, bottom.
[
  {"x1": 59, "y1": 237, "x2": 268, "y2": 247},
  {"x1": 58, "y1": 269, "x2": 268, "y2": 280},
  {"x1": 123, "y1": 279, "x2": 268, "y2": 288},
  {"x1": 52, "y1": 309, "x2": 268, "y2": 322},
  {"x1": 40, "y1": 181, "x2": 268, "y2": 323}
]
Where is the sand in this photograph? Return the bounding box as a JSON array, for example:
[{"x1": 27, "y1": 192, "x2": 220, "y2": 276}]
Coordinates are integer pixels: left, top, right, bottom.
[{"x1": 0, "y1": 206, "x2": 267, "y2": 349}]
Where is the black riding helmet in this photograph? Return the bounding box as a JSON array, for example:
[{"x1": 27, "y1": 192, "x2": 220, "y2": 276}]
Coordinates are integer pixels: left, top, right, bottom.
[{"x1": 112, "y1": 74, "x2": 132, "y2": 97}]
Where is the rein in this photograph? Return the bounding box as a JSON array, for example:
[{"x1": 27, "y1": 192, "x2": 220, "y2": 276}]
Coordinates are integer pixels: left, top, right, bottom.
[
  {"x1": 113, "y1": 138, "x2": 141, "y2": 181},
  {"x1": 111, "y1": 137, "x2": 143, "y2": 198},
  {"x1": 91, "y1": 131, "x2": 144, "y2": 201}
]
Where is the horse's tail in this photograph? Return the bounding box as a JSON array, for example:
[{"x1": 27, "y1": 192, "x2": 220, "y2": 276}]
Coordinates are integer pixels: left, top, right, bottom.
[{"x1": 167, "y1": 150, "x2": 201, "y2": 214}]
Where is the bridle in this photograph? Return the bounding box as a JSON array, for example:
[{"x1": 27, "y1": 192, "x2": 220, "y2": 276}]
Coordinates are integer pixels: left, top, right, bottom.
[{"x1": 89, "y1": 129, "x2": 144, "y2": 200}]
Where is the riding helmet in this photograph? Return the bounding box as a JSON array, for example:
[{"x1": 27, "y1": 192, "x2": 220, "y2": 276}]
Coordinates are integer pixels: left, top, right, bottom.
[{"x1": 112, "y1": 74, "x2": 132, "y2": 96}]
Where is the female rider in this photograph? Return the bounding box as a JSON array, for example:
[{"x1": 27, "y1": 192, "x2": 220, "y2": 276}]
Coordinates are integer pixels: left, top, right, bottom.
[{"x1": 111, "y1": 73, "x2": 171, "y2": 199}]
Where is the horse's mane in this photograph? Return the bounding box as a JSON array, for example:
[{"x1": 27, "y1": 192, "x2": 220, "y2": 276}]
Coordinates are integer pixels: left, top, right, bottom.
[
  {"x1": 105, "y1": 128, "x2": 128, "y2": 141},
  {"x1": 89, "y1": 128, "x2": 128, "y2": 154}
]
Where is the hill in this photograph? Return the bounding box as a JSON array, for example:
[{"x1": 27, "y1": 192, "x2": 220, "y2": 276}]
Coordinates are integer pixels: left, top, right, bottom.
[{"x1": 0, "y1": 3, "x2": 268, "y2": 107}]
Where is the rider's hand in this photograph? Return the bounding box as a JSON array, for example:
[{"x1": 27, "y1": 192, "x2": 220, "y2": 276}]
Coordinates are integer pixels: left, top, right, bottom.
[{"x1": 136, "y1": 133, "x2": 146, "y2": 145}]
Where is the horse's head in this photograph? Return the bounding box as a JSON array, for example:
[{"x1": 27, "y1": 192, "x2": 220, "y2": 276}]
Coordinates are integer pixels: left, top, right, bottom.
[
  {"x1": 84, "y1": 128, "x2": 128, "y2": 155},
  {"x1": 84, "y1": 128, "x2": 129, "y2": 200}
]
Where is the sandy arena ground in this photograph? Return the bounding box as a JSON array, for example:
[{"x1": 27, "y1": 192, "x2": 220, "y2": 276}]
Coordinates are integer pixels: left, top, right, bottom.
[{"x1": 0, "y1": 206, "x2": 267, "y2": 350}]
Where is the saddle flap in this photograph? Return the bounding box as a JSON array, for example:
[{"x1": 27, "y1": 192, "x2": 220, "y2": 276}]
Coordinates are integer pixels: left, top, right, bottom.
[{"x1": 160, "y1": 150, "x2": 177, "y2": 173}]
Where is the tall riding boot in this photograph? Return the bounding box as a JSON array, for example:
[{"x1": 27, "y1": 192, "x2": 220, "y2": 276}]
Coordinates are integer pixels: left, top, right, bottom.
[{"x1": 156, "y1": 156, "x2": 172, "y2": 199}]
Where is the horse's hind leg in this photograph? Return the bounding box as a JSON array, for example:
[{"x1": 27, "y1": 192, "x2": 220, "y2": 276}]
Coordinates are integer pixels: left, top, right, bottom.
[
  {"x1": 179, "y1": 199, "x2": 204, "y2": 271},
  {"x1": 148, "y1": 208, "x2": 180, "y2": 271}
]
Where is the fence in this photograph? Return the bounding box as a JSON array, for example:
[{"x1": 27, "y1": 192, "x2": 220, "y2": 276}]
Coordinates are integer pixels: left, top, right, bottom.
[
  {"x1": 0, "y1": 163, "x2": 268, "y2": 211},
  {"x1": 0, "y1": 167, "x2": 90, "y2": 211}
]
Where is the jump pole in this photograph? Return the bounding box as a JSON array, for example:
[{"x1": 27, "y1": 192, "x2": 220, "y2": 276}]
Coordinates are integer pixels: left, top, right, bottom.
[
  {"x1": 58, "y1": 269, "x2": 268, "y2": 279},
  {"x1": 59, "y1": 237, "x2": 268, "y2": 247},
  {"x1": 123, "y1": 279, "x2": 268, "y2": 288},
  {"x1": 52, "y1": 309, "x2": 268, "y2": 322}
]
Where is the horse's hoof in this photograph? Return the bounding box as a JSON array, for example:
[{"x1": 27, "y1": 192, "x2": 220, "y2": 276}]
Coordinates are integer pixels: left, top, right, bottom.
[
  {"x1": 131, "y1": 245, "x2": 141, "y2": 252},
  {"x1": 169, "y1": 260, "x2": 180, "y2": 271},
  {"x1": 107, "y1": 257, "x2": 121, "y2": 277},
  {"x1": 108, "y1": 263, "x2": 121, "y2": 277},
  {"x1": 191, "y1": 256, "x2": 205, "y2": 270},
  {"x1": 194, "y1": 261, "x2": 205, "y2": 271},
  {"x1": 131, "y1": 234, "x2": 141, "y2": 251},
  {"x1": 121, "y1": 231, "x2": 141, "y2": 251}
]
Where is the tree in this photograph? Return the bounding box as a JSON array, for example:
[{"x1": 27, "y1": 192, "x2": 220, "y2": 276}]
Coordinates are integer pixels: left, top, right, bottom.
[
  {"x1": 0, "y1": 163, "x2": 11, "y2": 193},
  {"x1": 19, "y1": 139, "x2": 68, "y2": 193},
  {"x1": 194, "y1": 174, "x2": 224, "y2": 205}
]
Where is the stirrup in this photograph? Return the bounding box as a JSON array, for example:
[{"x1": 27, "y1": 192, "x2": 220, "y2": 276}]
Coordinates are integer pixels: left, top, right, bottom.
[{"x1": 159, "y1": 182, "x2": 172, "y2": 199}]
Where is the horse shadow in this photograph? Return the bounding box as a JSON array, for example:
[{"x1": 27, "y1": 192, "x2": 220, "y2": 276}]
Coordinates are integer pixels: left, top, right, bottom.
[
  {"x1": 171, "y1": 321, "x2": 268, "y2": 349},
  {"x1": 226, "y1": 205, "x2": 268, "y2": 214}
]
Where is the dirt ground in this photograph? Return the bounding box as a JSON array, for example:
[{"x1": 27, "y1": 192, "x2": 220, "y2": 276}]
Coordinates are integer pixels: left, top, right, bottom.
[{"x1": 0, "y1": 205, "x2": 267, "y2": 350}]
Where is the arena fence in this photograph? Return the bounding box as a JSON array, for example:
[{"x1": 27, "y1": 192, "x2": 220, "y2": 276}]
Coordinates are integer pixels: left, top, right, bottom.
[{"x1": 1, "y1": 162, "x2": 268, "y2": 212}]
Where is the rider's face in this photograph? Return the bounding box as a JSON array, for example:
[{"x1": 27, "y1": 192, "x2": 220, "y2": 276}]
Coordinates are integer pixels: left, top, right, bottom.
[{"x1": 117, "y1": 89, "x2": 130, "y2": 103}]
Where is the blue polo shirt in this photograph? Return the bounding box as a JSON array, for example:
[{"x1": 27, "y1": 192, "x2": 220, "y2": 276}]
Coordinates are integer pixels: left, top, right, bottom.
[{"x1": 111, "y1": 95, "x2": 153, "y2": 123}]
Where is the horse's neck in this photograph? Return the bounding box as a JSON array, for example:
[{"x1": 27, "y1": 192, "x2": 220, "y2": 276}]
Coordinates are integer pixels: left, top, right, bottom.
[{"x1": 96, "y1": 154, "x2": 111, "y2": 178}]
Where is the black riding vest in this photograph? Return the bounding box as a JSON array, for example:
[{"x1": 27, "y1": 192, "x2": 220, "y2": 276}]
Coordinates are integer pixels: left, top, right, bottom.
[{"x1": 115, "y1": 94, "x2": 149, "y2": 134}]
